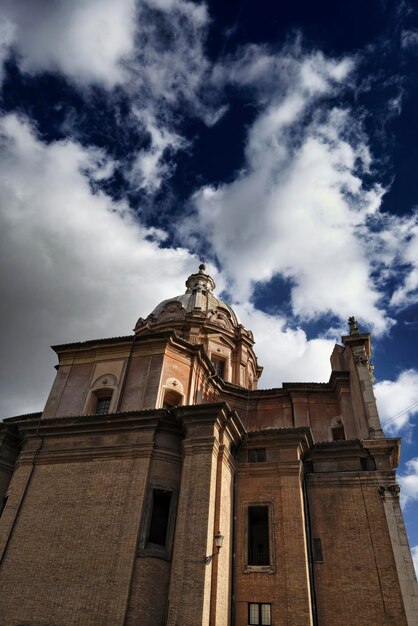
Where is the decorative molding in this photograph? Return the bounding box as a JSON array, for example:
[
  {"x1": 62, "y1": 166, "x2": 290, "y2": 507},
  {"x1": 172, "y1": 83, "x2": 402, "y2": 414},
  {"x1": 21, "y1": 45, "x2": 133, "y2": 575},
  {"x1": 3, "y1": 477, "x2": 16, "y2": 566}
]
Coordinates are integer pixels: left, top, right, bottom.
[{"x1": 378, "y1": 483, "x2": 401, "y2": 499}]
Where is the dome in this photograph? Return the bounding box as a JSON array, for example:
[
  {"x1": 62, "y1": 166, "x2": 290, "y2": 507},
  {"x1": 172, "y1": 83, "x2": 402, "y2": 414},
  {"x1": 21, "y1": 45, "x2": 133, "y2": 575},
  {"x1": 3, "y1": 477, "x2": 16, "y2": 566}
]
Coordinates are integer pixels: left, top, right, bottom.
[
  {"x1": 135, "y1": 264, "x2": 243, "y2": 334},
  {"x1": 149, "y1": 264, "x2": 241, "y2": 327},
  {"x1": 134, "y1": 263, "x2": 262, "y2": 389}
]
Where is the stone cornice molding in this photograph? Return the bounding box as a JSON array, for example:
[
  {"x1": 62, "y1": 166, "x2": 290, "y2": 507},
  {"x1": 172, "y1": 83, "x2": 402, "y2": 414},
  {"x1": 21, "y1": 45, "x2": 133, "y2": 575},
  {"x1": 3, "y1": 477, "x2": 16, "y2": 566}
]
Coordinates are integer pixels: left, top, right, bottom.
[
  {"x1": 310, "y1": 437, "x2": 400, "y2": 466},
  {"x1": 307, "y1": 472, "x2": 396, "y2": 487},
  {"x1": 361, "y1": 437, "x2": 401, "y2": 469},
  {"x1": 5, "y1": 409, "x2": 168, "y2": 439},
  {"x1": 246, "y1": 426, "x2": 314, "y2": 451}
]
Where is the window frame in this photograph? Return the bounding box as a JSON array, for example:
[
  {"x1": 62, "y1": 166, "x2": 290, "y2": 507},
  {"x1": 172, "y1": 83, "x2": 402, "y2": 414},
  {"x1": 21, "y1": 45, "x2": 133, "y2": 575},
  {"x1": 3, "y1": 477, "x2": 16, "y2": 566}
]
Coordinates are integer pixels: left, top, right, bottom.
[
  {"x1": 84, "y1": 380, "x2": 117, "y2": 416},
  {"x1": 95, "y1": 395, "x2": 112, "y2": 415},
  {"x1": 331, "y1": 425, "x2": 345, "y2": 441},
  {"x1": 162, "y1": 388, "x2": 183, "y2": 409},
  {"x1": 312, "y1": 537, "x2": 323, "y2": 562},
  {"x1": 243, "y1": 501, "x2": 275, "y2": 573},
  {"x1": 137, "y1": 485, "x2": 178, "y2": 561},
  {"x1": 330, "y1": 417, "x2": 346, "y2": 441},
  {"x1": 210, "y1": 354, "x2": 227, "y2": 379},
  {"x1": 248, "y1": 602, "x2": 272, "y2": 625},
  {"x1": 248, "y1": 448, "x2": 267, "y2": 463}
]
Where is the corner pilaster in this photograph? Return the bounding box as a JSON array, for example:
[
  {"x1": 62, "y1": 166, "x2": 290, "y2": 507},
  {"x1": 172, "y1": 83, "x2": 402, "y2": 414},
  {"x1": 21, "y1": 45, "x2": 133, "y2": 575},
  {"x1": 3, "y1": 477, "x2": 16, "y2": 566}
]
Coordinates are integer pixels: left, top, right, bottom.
[{"x1": 342, "y1": 328, "x2": 384, "y2": 438}]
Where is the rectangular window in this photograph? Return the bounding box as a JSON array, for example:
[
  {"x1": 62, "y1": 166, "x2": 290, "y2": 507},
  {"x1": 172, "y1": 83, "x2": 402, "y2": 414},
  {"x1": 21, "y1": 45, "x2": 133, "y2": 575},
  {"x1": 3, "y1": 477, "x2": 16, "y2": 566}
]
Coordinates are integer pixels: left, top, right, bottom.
[
  {"x1": 331, "y1": 425, "x2": 345, "y2": 441},
  {"x1": 148, "y1": 489, "x2": 172, "y2": 547},
  {"x1": 138, "y1": 486, "x2": 178, "y2": 561},
  {"x1": 248, "y1": 448, "x2": 266, "y2": 463},
  {"x1": 312, "y1": 538, "x2": 323, "y2": 562},
  {"x1": 360, "y1": 456, "x2": 376, "y2": 471},
  {"x1": 248, "y1": 506, "x2": 269, "y2": 566},
  {"x1": 95, "y1": 396, "x2": 111, "y2": 415},
  {"x1": 211, "y1": 356, "x2": 226, "y2": 378},
  {"x1": 248, "y1": 603, "x2": 271, "y2": 625}
]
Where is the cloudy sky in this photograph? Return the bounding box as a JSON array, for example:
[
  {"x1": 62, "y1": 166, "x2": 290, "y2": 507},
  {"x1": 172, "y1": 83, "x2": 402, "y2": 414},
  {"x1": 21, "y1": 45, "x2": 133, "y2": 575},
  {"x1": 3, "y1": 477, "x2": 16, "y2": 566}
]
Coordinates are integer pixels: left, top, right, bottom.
[{"x1": 0, "y1": 0, "x2": 417, "y2": 569}]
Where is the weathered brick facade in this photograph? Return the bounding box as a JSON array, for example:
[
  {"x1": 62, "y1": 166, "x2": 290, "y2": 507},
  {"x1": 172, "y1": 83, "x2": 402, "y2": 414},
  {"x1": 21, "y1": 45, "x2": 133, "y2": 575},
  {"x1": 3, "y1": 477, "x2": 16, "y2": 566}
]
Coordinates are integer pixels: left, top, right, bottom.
[{"x1": 0, "y1": 265, "x2": 417, "y2": 625}]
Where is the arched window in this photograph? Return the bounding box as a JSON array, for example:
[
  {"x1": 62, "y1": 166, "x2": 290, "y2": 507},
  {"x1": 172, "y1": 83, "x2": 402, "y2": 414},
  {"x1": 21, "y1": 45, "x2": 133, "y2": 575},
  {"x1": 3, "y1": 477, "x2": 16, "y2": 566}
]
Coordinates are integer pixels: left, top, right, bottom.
[
  {"x1": 163, "y1": 389, "x2": 183, "y2": 409},
  {"x1": 331, "y1": 417, "x2": 346, "y2": 441},
  {"x1": 84, "y1": 374, "x2": 117, "y2": 415}
]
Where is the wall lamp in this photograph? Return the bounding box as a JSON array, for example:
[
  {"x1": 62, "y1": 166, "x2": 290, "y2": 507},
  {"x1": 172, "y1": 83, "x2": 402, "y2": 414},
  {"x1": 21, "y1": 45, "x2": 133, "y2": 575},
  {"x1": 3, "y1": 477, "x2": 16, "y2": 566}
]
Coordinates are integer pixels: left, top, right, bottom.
[{"x1": 204, "y1": 533, "x2": 224, "y2": 565}]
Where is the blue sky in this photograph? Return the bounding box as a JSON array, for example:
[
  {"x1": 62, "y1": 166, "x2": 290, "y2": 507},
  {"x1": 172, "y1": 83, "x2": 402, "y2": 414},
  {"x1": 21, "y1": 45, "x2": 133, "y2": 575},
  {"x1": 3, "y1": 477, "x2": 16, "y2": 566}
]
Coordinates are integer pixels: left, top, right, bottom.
[{"x1": 0, "y1": 0, "x2": 417, "y2": 570}]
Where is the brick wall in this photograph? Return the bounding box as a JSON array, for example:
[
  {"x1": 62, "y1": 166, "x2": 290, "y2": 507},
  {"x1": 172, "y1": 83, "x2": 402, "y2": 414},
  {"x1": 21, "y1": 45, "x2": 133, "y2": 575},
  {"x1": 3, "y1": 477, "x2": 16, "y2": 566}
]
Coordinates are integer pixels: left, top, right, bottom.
[
  {"x1": 234, "y1": 432, "x2": 313, "y2": 626},
  {"x1": 0, "y1": 413, "x2": 159, "y2": 626},
  {"x1": 307, "y1": 474, "x2": 407, "y2": 625}
]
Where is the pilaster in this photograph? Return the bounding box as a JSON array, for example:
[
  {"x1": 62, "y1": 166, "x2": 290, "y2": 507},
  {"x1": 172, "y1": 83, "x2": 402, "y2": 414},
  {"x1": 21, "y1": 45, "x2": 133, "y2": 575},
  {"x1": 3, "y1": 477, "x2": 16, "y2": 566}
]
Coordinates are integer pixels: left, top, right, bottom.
[
  {"x1": 167, "y1": 404, "x2": 244, "y2": 626},
  {"x1": 342, "y1": 330, "x2": 384, "y2": 438}
]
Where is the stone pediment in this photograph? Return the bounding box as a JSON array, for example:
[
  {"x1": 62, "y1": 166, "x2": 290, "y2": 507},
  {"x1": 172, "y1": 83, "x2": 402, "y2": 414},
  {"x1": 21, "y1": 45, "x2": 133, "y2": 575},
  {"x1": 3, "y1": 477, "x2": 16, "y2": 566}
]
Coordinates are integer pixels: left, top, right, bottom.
[
  {"x1": 156, "y1": 301, "x2": 187, "y2": 323},
  {"x1": 206, "y1": 308, "x2": 234, "y2": 330}
]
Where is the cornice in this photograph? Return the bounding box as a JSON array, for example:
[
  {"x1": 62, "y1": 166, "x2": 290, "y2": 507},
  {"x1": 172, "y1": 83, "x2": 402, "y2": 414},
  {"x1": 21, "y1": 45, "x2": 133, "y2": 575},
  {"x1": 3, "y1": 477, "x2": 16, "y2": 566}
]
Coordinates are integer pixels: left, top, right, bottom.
[
  {"x1": 17, "y1": 442, "x2": 156, "y2": 465},
  {"x1": 219, "y1": 371, "x2": 350, "y2": 399},
  {"x1": 1, "y1": 411, "x2": 42, "y2": 423},
  {"x1": 52, "y1": 335, "x2": 135, "y2": 353},
  {"x1": 52, "y1": 330, "x2": 196, "y2": 358},
  {"x1": 6, "y1": 408, "x2": 168, "y2": 438},
  {"x1": 306, "y1": 471, "x2": 395, "y2": 487},
  {"x1": 246, "y1": 426, "x2": 314, "y2": 449}
]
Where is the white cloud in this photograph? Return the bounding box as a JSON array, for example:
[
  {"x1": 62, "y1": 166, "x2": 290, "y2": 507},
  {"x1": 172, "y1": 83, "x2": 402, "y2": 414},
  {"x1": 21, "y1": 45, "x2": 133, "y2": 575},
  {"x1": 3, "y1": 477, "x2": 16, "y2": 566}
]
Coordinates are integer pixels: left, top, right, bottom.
[
  {"x1": 0, "y1": 112, "x2": 341, "y2": 419},
  {"x1": 0, "y1": 113, "x2": 199, "y2": 418},
  {"x1": 119, "y1": 0, "x2": 214, "y2": 188},
  {"x1": 234, "y1": 303, "x2": 334, "y2": 388},
  {"x1": 0, "y1": 13, "x2": 14, "y2": 83},
  {"x1": 412, "y1": 546, "x2": 418, "y2": 577},
  {"x1": 184, "y1": 48, "x2": 391, "y2": 333},
  {"x1": 216, "y1": 44, "x2": 354, "y2": 97},
  {"x1": 374, "y1": 369, "x2": 418, "y2": 435},
  {"x1": 129, "y1": 0, "x2": 210, "y2": 108},
  {"x1": 401, "y1": 29, "x2": 418, "y2": 51},
  {"x1": 0, "y1": 0, "x2": 212, "y2": 102},
  {"x1": 0, "y1": 110, "x2": 346, "y2": 420},
  {"x1": 0, "y1": 0, "x2": 215, "y2": 191},
  {"x1": 0, "y1": 0, "x2": 137, "y2": 87},
  {"x1": 128, "y1": 109, "x2": 186, "y2": 191},
  {"x1": 398, "y1": 457, "x2": 418, "y2": 508},
  {"x1": 386, "y1": 212, "x2": 418, "y2": 310}
]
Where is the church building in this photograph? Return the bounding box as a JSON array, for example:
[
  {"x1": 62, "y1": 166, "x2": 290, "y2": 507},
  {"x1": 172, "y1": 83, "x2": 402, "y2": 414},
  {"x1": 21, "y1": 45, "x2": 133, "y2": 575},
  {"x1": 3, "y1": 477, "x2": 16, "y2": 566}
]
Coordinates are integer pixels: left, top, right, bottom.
[{"x1": 0, "y1": 264, "x2": 417, "y2": 625}]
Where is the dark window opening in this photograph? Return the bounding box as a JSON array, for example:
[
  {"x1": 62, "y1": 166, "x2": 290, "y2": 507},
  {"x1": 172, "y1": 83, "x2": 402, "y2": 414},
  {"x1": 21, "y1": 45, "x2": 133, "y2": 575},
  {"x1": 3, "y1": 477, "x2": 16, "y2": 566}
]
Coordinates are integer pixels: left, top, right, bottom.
[
  {"x1": 248, "y1": 602, "x2": 271, "y2": 625},
  {"x1": 361, "y1": 456, "x2": 376, "y2": 471},
  {"x1": 248, "y1": 506, "x2": 269, "y2": 566},
  {"x1": 148, "y1": 489, "x2": 172, "y2": 546},
  {"x1": 305, "y1": 461, "x2": 314, "y2": 474},
  {"x1": 95, "y1": 396, "x2": 111, "y2": 415},
  {"x1": 331, "y1": 424, "x2": 345, "y2": 441},
  {"x1": 1, "y1": 495, "x2": 8, "y2": 516},
  {"x1": 162, "y1": 389, "x2": 183, "y2": 409},
  {"x1": 312, "y1": 538, "x2": 323, "y2": 562},
  {"x1": 248, "y1": 448, "x2": 266, "y2": 463},
  {"x1": 211, "y1": 356, "x2": 226, "y2": 378}
]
